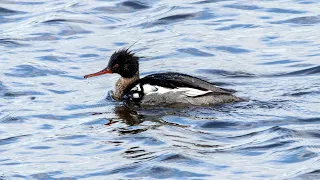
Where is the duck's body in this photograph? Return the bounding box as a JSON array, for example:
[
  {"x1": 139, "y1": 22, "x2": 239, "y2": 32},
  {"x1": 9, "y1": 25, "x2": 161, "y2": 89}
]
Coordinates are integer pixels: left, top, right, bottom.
[
  {"x1": 121, "y1": 72, "x2": 243, "y2": 107},
  {"x1": 84, "y1": 48, "x2": 244, "y2": 107}
]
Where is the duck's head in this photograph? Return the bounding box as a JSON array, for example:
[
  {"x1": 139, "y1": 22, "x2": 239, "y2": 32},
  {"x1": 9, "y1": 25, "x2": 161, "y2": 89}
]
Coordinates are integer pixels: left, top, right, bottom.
[{"x1": 84, "y1": 48, "x2": 139, "y2": 79}]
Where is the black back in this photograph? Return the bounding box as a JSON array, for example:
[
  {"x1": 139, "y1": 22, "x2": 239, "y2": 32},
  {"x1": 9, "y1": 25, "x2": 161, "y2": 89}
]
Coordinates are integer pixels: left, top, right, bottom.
[{"x1": 123, "y1": 72, "x2": 235, "y2": 96}]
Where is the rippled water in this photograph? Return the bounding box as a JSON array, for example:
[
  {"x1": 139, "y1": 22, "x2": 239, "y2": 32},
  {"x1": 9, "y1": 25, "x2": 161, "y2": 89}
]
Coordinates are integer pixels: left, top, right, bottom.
[{"x1": 1, "y1": 0, "x2": 320, "y2": 179}]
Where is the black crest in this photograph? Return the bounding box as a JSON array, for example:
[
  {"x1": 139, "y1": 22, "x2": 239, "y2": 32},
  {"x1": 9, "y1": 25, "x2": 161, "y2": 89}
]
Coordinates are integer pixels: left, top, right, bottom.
[{"x1": 107, "y1": 48, "x2": 139, "y2": 78}]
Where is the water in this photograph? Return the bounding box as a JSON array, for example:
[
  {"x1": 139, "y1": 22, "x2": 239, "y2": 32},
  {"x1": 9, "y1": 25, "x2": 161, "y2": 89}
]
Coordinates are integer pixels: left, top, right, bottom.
[{"x1": 1, "y1": 0, "x2": 320, "y2": 179}]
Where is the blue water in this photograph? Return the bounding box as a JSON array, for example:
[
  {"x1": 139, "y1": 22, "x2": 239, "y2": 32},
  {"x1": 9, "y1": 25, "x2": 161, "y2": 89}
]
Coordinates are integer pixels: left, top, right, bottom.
[{"x1": 1, "y1": 0, "x2": 320, "y2": 179}]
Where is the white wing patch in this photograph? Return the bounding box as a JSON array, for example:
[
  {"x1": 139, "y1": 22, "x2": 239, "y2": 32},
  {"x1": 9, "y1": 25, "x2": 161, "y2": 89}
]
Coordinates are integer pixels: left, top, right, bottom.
[
  {"x1": 178, "y1": 88, "x2": 212, "y2": 97},
  {"x1": 142, "y1": 84, "x2": 158, "y2": 94},
  {"x1": 141, "y1": 84, "x2": 212, "y2": 97}
]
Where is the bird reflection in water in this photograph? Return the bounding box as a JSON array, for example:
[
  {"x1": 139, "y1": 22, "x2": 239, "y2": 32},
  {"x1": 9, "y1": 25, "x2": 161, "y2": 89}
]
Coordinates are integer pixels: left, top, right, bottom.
[
  {"x1": 90, "y1": 93, "x2": 191, "y2": 133},
  {"x1": 113, "y1": 105, "x2": 143, "y2": 126},
  {"x1": 93, "y1": 104, "x2": 189, "y2": 135}
]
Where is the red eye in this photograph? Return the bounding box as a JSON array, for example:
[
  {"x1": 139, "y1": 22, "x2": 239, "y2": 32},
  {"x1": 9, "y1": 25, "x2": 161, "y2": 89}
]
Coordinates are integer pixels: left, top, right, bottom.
[{"x1": 113, "y1": 64, "x2": 119, "y2": 68}]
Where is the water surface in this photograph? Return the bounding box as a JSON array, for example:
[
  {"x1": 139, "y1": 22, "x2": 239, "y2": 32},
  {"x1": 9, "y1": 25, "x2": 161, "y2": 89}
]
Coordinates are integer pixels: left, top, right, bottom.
[{"x1": 1, "y1": 0, "x2": 320, "y2": 179}]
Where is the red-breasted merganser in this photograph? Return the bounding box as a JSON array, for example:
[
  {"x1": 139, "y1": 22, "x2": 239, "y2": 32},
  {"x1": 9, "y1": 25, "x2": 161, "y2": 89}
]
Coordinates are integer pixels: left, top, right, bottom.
[{"x1": 84, "y1": 48, "x2": 244, "y2": 107}]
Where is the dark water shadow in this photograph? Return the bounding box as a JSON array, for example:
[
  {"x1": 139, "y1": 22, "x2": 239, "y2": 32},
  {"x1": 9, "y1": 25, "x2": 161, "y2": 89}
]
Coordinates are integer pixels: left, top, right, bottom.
[
  {"x1": 213, "y1": 46, "x2": 251, "y2": 53},
  {"x1": 291, "y1": 170, "x2": 320, "y2": 180},
  {"x1": 216, "y1": 24, "x2": 259, "y2": 31},
  {"x1": 0, "y1": 81, "x2": 44, "y2": 101},
  {"x1": 157, "y1": 13, "x2": 196, "y2": 23},
  {"x1": 224, "y1": 4, "x2": 263, "y2": 10},
  {"x1": 135, "y1": 13, "x2": 197, "y2": 28},
  {"x1": 3, "y1": 90, "x2": 44, "y2": 98},
  {"x1": 0, "y1": 38, "x2": 30, "y2": 48},
  {"x1": 25, "y1": 33, "x2": 59, "y2": 41},
  {"x1": 199, "y1": 65, "x2": 320, "y2": 78},
  {"x1": 14, "y1": 171, "x2": 70, "y2": 180},
  {"x1": 259, "y1": 59, "x2": 301, "y2": 65},
  {"x1": 0, "y1": 7, "x2": 26, "y2": 16},
  {"x1": 121, "y1": 0, "x2": 150, "y2": 10},
  {"x1": 136, "y1": 10, "x2": 218, "y2": 28},
  {"x1": 265, "y1": 8, "x2": 306, "y2": 14},
  {"x1": 277, "y1": 65, "x2": 320, "y2": 76},
  {"x1": 0, "y1": 134, "x2": 31, "y2": 146},
  {"x1": 5, "y1": 65, "x2": 66, "y2": 78},
  {"x1": 271, "y1": 15, "x2": 320, "y2": 25},
  {"x1": 59, "y1": 26, "x2": 92, "y2": 36},
  {"x1": 198, "y1": 68, "x2": 256, "y2": 78},
  {"x1": 94, "y1": 0, "x2": 150, "y2": 14},
  {"x1": 177, "y1": 48, "x2": 215, "y2": 57},
  {"x1": 37, "y1": 55, "x2": 67, "y2": 63},
  {"x1": 42, "y1": 18, "x2": 92, "y2": 25}
]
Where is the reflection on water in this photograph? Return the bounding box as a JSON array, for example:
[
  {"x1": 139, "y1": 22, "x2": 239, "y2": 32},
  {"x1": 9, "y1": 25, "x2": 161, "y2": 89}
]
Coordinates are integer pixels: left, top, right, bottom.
[
  {"x1": 113, "y1": 106, "x2": 143, "y2": 127},
  {"x1": 1, "y1": 0, "x2": 320, "y2": 179}
]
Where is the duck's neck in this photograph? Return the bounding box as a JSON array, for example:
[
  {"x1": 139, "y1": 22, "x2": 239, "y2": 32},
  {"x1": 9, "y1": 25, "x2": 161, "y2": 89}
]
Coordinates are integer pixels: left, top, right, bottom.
[{"x1": 113, "y1": 71, "x2": 140, "y2": 101}]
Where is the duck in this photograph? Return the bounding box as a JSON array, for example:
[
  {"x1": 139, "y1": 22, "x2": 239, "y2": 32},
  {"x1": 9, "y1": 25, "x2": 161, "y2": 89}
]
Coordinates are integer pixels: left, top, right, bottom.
[{"x1": 84, "y1": 48, "x2": 244, "y2": 107}]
